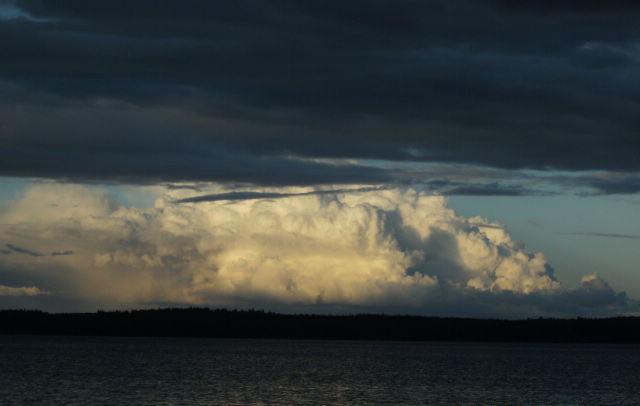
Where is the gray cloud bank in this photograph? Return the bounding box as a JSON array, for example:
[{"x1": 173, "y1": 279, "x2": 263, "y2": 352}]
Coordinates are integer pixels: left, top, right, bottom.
[{"x1": 1, "y1": 1, "x2": 640, "y2": 186}]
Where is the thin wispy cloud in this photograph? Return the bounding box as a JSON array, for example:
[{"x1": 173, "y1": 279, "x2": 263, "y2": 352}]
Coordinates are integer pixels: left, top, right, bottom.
[
  {"x1": 0, "y1": 3, "x2": 52, "y2": 23},
  {"x1": 175, "y1": 186, "x2": 389, "y2": 203},
  {"x1": 6, "y1": 243, "x2": 43, "y2": 257},
  {"x1": 4, "y1": 243, "x2": 75, "y2": 257},
  {"x1": 565, "y1": 232, "x2": 640, "y2": 240}
]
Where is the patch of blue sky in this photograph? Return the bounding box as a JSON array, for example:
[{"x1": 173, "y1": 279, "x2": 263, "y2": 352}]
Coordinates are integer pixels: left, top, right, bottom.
[
  {"x1": 0, "y1": 177, "x2": 29, "y2": 204},
  {"x1": 0, "y1": 178, "x2": 156, "y2": 209},
  {"x1": 103, "y1": 184, "x2": 157, "y2": 208}
]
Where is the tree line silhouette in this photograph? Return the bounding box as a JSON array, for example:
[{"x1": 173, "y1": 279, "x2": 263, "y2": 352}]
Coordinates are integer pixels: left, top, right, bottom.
[{"x1": 1, "y1": 308, "x2": 640, "y2": 342}]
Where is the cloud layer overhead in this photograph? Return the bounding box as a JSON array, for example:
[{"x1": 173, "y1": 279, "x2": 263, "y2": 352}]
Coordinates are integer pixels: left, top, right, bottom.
[
  {"x1": 1, "y1": 0, "x2": 639, "y2": 186},
  {"x1": 0, "y1": 183, "x2": 633, "y2": 316}
]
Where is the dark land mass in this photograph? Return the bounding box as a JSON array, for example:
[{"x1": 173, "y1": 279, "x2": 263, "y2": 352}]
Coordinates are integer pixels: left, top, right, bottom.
[{"x1": 1, "y1": 308, "x2": 640, "y2": 343}]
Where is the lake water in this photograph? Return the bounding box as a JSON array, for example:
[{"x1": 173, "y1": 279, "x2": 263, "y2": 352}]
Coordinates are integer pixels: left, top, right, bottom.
[{"x1": 0, "y1": 336, "x2": 638, "y2": 405}]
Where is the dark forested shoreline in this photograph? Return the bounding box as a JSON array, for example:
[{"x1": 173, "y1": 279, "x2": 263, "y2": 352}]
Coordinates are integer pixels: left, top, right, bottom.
[{"x1": 1, "y1": 308, "x2": 639, "y2": 343}]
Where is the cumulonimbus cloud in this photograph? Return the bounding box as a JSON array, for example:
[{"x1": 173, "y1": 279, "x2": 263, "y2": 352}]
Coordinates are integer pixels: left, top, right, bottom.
[{"x1": 0, "y1": 183, "x2": 633, "y2": 316}]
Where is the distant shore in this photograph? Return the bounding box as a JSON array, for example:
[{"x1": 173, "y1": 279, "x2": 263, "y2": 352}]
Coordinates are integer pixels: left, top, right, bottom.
[{"x1": 1, "y1": 308, "x2": 640, "y2": 343}]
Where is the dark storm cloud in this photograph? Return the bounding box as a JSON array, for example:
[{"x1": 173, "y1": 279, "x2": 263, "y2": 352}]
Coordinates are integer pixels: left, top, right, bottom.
[
  {"x1": 1, "y1": 0, "x2": 639, "y2": 184},
  {"x1": 543, "y1": 173, "x2": 640, "y2": 195},
  {"x1": 484, "y1": 0, "x2": 640, "y2": 14},
  {"x1": 0, "y1": 142, "x2": 393, "y2": 186},
  {"x1": 433, "y1": 182, "x2": 540, "y2": 196},
  {"x1": 584, "y1": 175, "x2": 640, "y2": 195}
]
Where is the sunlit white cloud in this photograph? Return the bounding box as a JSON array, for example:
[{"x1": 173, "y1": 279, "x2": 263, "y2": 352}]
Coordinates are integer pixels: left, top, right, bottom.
[{"x1": 0, "y1": 182, "x2": 634, "y2": 316}]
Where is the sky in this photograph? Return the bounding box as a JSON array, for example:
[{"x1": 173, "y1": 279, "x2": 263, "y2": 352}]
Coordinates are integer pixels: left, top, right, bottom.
[{"x1": 0, "y1": 0, "x2": 638, "y2": 317}]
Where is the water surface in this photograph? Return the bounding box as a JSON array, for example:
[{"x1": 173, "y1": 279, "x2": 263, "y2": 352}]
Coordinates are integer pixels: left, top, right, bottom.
[{"x1": 1, "y1": 336, "x2": 638, "y2": 405}]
